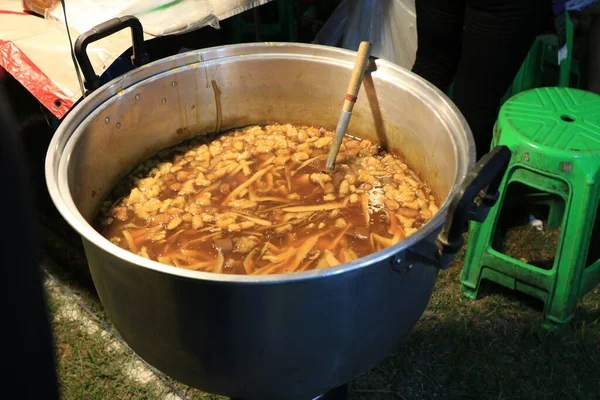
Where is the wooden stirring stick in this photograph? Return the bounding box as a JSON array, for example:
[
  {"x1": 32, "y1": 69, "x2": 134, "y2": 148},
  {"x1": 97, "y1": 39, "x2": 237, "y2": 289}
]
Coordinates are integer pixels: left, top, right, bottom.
[{"x1": 326, "y1": 41, "x2": 372, "y2": 170}]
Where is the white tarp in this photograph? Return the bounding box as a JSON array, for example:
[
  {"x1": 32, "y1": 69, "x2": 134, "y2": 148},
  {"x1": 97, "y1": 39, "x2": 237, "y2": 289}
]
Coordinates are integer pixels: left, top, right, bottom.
[
  {"x1": 314, "y1": 0, "x2": 417, "y2": 70},
  {"x1": 46, "y1": 0, "x2": 219, "y2": 37}
]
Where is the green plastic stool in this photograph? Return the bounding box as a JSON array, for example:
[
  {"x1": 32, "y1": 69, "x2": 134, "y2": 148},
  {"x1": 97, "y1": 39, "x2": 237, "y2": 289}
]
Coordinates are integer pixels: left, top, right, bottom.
[{"x1": 460, "y1": 87, "x2": 600, "y2": 328}]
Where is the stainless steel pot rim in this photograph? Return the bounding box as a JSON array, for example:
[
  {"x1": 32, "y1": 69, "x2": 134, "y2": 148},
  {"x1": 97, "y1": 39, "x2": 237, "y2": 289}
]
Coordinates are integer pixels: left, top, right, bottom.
[{"x1": 46, "y1": 42, "x2": 475, "y2": 284}]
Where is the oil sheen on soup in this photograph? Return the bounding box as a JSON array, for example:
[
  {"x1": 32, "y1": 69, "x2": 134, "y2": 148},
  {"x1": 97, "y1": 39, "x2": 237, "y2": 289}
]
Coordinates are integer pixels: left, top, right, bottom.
[{"x1": 98, "y1": 124, "x2": 439, "y2": 275}]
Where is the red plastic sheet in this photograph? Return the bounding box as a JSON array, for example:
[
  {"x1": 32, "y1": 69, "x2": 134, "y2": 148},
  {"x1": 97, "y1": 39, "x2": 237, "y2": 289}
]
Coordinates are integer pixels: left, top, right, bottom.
[{"x1": 0, "y1": 39, "x2": 73, "y2": 118}]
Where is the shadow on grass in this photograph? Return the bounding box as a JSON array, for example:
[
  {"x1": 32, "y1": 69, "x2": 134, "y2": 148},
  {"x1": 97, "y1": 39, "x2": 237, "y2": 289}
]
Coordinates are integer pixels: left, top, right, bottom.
[
  {"x1": 348, "y1": 231, "x2": 600, "y2": 400},
  {"x1": 42, "y1": 221, "x2": 103, "y2": 312},
  {"x1": 478, "y1": 278, "x2": 545, "y2": 312},
  {"x1": 42, "y1": 227, "x2": 600, "y2": 400},
  {"x1": 348, "y1": 260, "x2": 600, "y2": 400}
]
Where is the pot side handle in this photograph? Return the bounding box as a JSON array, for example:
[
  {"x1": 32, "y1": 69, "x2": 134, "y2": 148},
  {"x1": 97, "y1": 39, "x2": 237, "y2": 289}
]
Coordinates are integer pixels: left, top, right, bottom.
[
  {"x1": 74, "y1": 16, "x2": 149, "y2": 95},
  {"x1": 435, "y1": 145, "x2": 512, "y2": 269}
]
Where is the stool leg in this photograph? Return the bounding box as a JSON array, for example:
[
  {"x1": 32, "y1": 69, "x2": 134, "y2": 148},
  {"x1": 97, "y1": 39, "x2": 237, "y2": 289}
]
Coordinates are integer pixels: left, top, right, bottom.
[
  {"x1": 546, "y1": 196, "x2": 566, "y2": 229},
  {"x1": 580, "y1": 201, "x2": 600, "y2": 294},
  {"x1": 543, "y1": 185, "x2": 597, "y2": 327},
  {"x1": 460, "y1": 203, "x2": 502, "y2": 299}
]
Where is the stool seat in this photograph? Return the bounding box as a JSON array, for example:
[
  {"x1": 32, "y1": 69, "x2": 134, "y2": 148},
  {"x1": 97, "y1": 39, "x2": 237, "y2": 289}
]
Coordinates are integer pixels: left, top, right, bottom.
[
  {"x1": 462, "y1": 87, "x2": 600, "y2": 328},
  {"x1": 498, "y1": 88, "x2": 600, "y2": 154}
]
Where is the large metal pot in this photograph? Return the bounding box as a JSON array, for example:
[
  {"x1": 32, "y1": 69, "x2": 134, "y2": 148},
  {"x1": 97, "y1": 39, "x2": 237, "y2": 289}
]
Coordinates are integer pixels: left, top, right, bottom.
[{"x1": 46, "y1": 18, "x2": 510, "y2": 400}]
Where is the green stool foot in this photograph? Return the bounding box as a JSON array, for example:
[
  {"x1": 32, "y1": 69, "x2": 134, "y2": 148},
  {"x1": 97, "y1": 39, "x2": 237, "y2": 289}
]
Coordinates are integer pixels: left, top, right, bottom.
[
  {"x1": 541, "y1": 317, "x2": 572, "y2": 331},
  {"x1": 461, "y1": 283, "x2": 479, "y2": 300}
]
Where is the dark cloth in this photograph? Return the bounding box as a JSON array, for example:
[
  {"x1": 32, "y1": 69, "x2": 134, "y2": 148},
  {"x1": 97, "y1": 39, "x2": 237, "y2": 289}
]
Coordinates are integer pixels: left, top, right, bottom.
[
  {"x1": 412, "y1": 0, "x2": 549, "y2": 158},
  {"x1": 0, "y1": 81, "x2": 59, "y2": 399},
  {"x1": 582, "y1": 2, "x2": 600, "y2": 94}
]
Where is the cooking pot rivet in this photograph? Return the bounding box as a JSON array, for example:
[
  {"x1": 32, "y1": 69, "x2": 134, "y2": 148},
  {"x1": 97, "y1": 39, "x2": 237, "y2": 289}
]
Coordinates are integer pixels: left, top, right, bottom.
[
  {"x1": 171, "y1": 81, "x2": 177, "y2": 87},
  {"x1": 405, "y1": 264, "x2": 414, "y2": 273},
  {"x1": 394, "y1": 257, "x2": 403, "y2": 265},
  {"x1": 524, "y1": 152, "x2": 530, "y2": 162},
  {"x1": 135, "y1": 94, "x2": 141, "y2": 100},
  {"x1": 116, "y1": 123, "x2": 121, "y2": 129},
  {"x1": 104, "y1": 117, "x2": 110, "y2": 124},
  {"x1": 161, "y1": 98, "x2": 167, "y2": 104}
]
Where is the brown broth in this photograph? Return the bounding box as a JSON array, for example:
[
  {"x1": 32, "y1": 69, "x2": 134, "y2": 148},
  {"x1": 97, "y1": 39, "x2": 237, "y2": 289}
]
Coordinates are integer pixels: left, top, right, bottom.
[{"x1": 98, "y1": 124, "x2": 439, "y2": 275}]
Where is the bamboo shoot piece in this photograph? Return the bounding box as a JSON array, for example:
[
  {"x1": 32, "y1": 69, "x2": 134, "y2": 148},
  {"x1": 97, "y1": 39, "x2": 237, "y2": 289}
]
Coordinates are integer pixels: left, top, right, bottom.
[
  {"x1": 372, "y1": 233, "x2": 393, "y2": 248},
  {"x1": 232, "y1": 212, "x2": 272, "y2": 226},
  {"x1": 180, "y1": 261, "x2": 215, "y2": 270},
  {"x1": 227, "y1": 161, "x2": 254, "y2": 177},
  {"x1": 122, "y1": 230, "x2": 138, "y2": 253},
  {"x1": 284, "y1": 165, "x2": 292, "y2": 191},
  {"x1": 258, "y1": 156, "x2": 276, "y2": 169},
  {"x1": 243, "y1": 248, "x2": 257, "y2": 274},
  {"x1": 287, "y1": 236, "x2": 318, "y2": 272},
  {"x1": 249, "y1": 186, "x2": 291, "y2": 203},
  {"x1": 157, "y1": 256, "x2": 173, "y2": 266},
  {"x1": 251, "y1": 261, "x2": 286, "y2": 275},
  {"x1": 360, "y1": 193, "x2": 370, "y2": 227},
  {"x1": 283, "y1": 202, "x2": 345, "y2": 213},
  {"x1": 214, "y1": 251, "x2": 224, "y2": 273},
  {"x1": 263, "y1": 247, "x2": 296, "y2": 263},
  {"x1": 326, "y1": 223, "x2": 352, "y2": 250},
  {"x1": 315, "y1": 255, "x2": 329, "y2": 269},
  {"x1": 223, "y1": 165, "x2": 274, "y2": 203},
  {"x1": 323, "y1": 249, "x2": 341, "y2": 267},
  {"x1": 294, "y1": 154, "x2": 328, "y2": 175}
]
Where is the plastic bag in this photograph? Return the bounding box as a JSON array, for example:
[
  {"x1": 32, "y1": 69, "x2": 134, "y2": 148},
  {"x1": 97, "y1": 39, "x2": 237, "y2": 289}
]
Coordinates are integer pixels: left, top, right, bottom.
[
  {"x1": 22, "y1": 0, "x2": 60, "y2": 16},
  {"x1": 314, "y1": 0, "x2": 417, "y2": 70},
  {"x1": 46, "y1": 0, "x2": 219, "y2": 37}
]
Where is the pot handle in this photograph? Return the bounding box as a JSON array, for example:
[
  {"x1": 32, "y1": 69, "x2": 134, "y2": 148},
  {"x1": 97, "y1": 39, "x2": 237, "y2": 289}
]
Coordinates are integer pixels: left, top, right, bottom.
[
  {"x1": 435, "y1": 145, "x2": 512, "y2": 269},
  {"x1": 74, "y1": 16, "x2": 149, "y2": 94}
]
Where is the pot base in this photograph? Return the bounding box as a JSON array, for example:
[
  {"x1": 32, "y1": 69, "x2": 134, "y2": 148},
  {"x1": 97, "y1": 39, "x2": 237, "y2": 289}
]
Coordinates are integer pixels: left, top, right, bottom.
[
  {"x1": 313, "y1": 384, "x2": 347, "y2": 400},
  {"x1": 231, "y1": 384, "x2": 348, "y2": 400}
]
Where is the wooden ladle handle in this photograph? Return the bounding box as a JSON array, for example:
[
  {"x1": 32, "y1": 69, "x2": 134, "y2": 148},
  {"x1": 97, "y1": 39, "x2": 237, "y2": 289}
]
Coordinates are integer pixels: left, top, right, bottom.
[
  {"x1": 326, "y1": 41, "x2": 372, "y2": 170},
  {"x1": 343, "y1": 41, "x2": 372, "y2": 113}
]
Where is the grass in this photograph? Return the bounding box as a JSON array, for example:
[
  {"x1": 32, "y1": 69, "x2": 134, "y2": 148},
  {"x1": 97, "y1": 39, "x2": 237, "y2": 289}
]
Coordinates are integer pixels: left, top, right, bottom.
[
  {"x1": 47, "y1": 281, "x2": 168, "y2": 400},
  {"x1": 45, "y1": 270, "x2": 227, "y2": 400},
  {"x1": 349, "y1": 257, "x2": 600, "y2": 399},
  {"x1": 348, "y1": 225, "x2": 600, "y2": 400},
  {"x1": 44, "y1": 223, "x2": 600, "y2": 400},
  {"x1": 501, "y1": 226, "x2": 562, "y2": 269}
]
